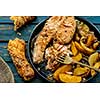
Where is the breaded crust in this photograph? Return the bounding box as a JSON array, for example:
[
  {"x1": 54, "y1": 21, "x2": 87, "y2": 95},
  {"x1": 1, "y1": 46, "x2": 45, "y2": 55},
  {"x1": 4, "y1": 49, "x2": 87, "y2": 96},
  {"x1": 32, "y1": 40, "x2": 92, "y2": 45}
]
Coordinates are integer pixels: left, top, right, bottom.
[
  {"x1": 8, "y1": 38, "x2": 35, "y2": 81},
  {"x1": 10, "y1": 16, "x2": 35, "y2": 31}
]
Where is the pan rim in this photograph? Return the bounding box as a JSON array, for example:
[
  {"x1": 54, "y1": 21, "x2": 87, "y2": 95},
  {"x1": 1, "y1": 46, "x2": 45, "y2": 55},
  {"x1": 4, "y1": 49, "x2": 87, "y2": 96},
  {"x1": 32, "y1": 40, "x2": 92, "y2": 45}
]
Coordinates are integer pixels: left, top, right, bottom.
[{"x1": 27, "y1": 16, "x2": 100, "y2": 83}]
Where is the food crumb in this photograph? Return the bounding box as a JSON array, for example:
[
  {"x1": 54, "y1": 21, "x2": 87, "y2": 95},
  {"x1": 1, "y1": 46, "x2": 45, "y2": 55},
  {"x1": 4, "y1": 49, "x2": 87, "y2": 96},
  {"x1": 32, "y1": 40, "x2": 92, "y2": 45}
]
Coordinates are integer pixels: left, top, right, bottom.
[
  {"x1": 37, "y1": 67, "x2": 40, "y2": 71},
  {"x1": 2, "y1": 46, "x2": 7, "y2": 49},
  {"x1": 17, "y1": 32, "x2": 22, "y2": 35},
  {"x1": 47, "y1": 74, "x2": 53, "y2": 80}
]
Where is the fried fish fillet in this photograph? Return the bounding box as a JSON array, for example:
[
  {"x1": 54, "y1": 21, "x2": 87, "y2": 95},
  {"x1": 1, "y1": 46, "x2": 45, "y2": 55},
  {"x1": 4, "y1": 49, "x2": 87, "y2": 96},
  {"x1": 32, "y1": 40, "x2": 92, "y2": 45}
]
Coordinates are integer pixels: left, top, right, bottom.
[
  {"x1": 55, "y1": 16, "x2": 76, "y2": 44},
  {"x1": 33, "y1": 16, "x2": 76, "y2": 64},
  {"x1": 10, "y1": 16, "x2": 35, "y2": 31},
  {"x1": 8, "y1": 38, "x2": 35, "y2": 81},
  {"x1": 45, "y1": 43, "x2": 72, "y2": 71},
  {"x1": 33, "y1": 16, "x2": 60, "y2": 63}
]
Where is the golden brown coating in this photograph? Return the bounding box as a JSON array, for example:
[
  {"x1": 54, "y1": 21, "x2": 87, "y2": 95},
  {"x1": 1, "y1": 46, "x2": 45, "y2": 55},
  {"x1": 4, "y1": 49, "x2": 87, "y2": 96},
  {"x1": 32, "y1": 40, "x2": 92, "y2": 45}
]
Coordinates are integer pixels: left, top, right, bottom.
[
  {"x1": 8, "y1": 38, "x2": 35, "y2": 81},
  {"x1": 33, "y1": 16, "x2": 76, "y2": 64},
  {"x1": 10, "y1": 16, "x2": 35, "y2": 31},
  {"x1": 55, "y1": 16, "x2": 76, "y2": 44}
]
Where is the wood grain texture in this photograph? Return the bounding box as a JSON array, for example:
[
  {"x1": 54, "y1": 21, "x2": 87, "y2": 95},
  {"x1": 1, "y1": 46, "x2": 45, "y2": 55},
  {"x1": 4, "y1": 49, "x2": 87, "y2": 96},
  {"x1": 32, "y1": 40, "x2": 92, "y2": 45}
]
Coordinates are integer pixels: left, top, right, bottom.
[
  {"x1": 0, "y1": 16, "x2": 100, "y2": 83},
  {"x1": 0, "y1": 16, "x2": 49, "y2": 24}
]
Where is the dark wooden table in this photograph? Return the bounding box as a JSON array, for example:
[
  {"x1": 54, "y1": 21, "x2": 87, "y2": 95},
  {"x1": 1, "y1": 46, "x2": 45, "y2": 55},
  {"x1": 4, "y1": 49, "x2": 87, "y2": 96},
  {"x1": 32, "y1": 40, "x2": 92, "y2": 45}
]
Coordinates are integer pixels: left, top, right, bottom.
[{"x1": 0, "y1": 16, "x2": 100, "y2": 83}]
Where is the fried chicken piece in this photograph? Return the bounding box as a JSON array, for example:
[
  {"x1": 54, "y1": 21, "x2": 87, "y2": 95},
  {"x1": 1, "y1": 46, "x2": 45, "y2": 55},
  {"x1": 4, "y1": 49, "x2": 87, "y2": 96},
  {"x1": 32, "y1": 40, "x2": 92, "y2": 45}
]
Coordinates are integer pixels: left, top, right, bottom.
[
  {"x1": 8, "y1": 38, "x2": 35, "y2": 81},
  {"x1": 10, "y1": 16, "x2": 35, "y2": 31},
  {"x1": 45, "y1": 43, "x2": 72, "y2": 71},
  {"x1": 33, "y1": 16, "x2": 76, "y2": 64}
]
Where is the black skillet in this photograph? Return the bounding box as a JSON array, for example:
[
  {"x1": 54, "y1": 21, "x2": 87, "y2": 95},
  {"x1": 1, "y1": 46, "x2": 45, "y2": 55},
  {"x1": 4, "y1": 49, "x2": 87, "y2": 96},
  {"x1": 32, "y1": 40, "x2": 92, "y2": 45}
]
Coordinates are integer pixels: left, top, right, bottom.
[{"x1": 28, "y1": 16, "x2": 100, "y2": 83}]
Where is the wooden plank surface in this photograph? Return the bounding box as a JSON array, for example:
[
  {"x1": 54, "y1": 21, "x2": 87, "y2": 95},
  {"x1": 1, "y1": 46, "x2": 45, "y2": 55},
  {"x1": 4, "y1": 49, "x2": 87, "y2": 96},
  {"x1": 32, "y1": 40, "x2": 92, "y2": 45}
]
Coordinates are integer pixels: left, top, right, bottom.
[
  {"x1": 0, "y1": 16, "x2": 48, "y2": 24},
  {"x1": 78, "y1": 16, "x2": 100, "y2": 24},
  {"x1": 0, "y1": 16, "x2": 100, "y2": 83}
]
